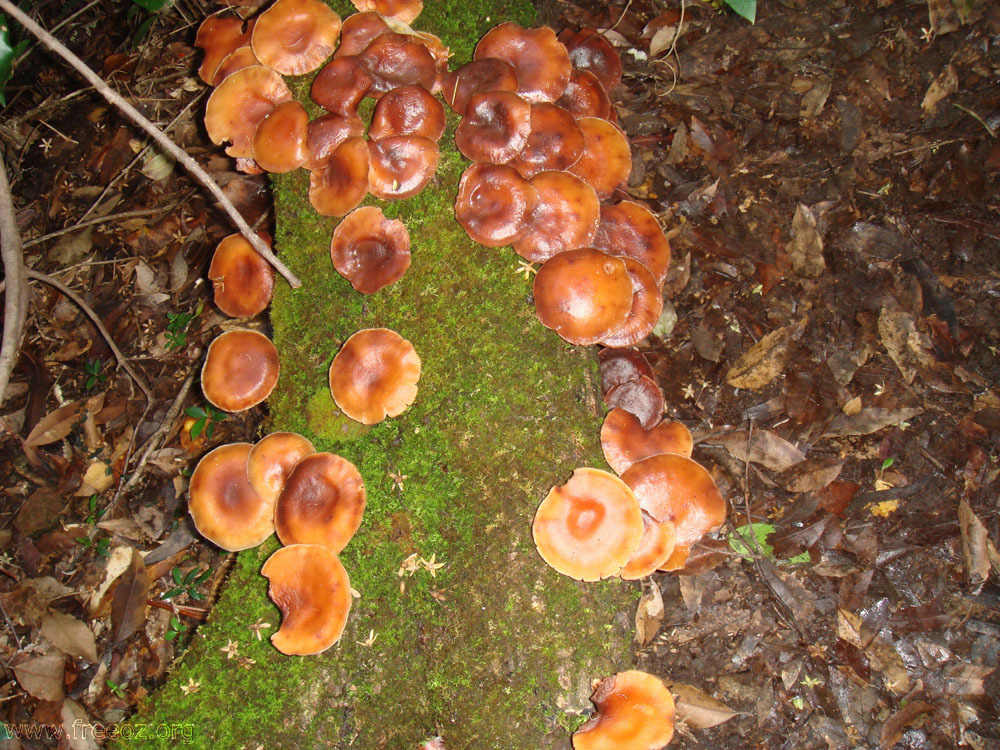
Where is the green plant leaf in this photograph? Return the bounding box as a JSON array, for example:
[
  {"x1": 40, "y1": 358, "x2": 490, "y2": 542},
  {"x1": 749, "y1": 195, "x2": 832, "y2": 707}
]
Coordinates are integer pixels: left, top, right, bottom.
[
  {"x1": 724, "y1": 0, "x2": 756, "y2": 23},
  {"x1": 0, "y1": 14, "x2": 24, "y2": 108},
  {"x1": 131, "y1": 0, "x2": 174, "y2": 11},
  {"x1": 185, "y1": 406, "x2": 207, "y2": 419},
  {"x1": 728, "y1": 523, "x2": 810, "y2": 565}
]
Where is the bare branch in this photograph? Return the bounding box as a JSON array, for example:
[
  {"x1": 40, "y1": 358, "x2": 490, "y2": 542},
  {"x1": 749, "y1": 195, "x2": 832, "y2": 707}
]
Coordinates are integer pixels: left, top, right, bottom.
[{"x1": 0, "y1": 155, "x2": 28, "y2": 405}]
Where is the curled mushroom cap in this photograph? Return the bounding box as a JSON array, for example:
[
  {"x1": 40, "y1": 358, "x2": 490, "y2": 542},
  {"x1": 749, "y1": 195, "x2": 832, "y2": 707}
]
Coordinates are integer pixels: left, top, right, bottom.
[
  {"x1": 336, "y1": 11, "x2": 390, "y2": 58},
  {"x1": 620, "y1": 512, "x2": 676, "y2": 580},
  {"x1": 195, "y1": 14, "x2": 254, "y2": 85},
  {"x1": 621, "y1": 453, "x2": 726, "y2": 571},
  {"x1": 208, "y1": 233, "x2": 275, "y2": 318},
  {"x1": 559, "y1": 28, "x2": 624, "y2": 94},
  {"x1": 532, "y1": 467, "x2": 643, "y2": 581},
  {"x1": 454, "y1": 90, "x2": 532, "y2": 165},
  {"x1": 212, "y1": 45, "x2": 260, "y2": 85},
  {"x1": 573, "y1": 670, "x2": 675, "y2": 750},
  {"x1": 569, "y1": 117, "x2": 631, "y2": 200},
  {"x1": 440, "y1": 58, "x2": 519, "y2": 116},
  {"x1": 358, "y1": 32, "x2": 436, "y2": 97},
  {"x1": 598, "y1": 346, "x2": 655, "y2": 398},
  {"x1": 601, "y1": 408, "x2": 693, "y2": 475},
  {"x1": 512, "y1": 171, "x2": 600, "y2": 262},
  {"x1": 205, "y1": 65, "x2": 292, "y2": 158},
  {"x1": 251, "y1": 100, "x2": 308, "y2": 173},
  {"x1": 369, "y1": 84, "x2": 446, "y2": 141},
  {"x1": 329, "y1": 328, "x2": 421, "y2": 425},
  {"x1": 604, "y1": 375, "x2": 664, "y2": 430},
  {"x1": 556, "y1": 68, "x2": 612, "y2": 120},
  {"x1": 330, "y1": 206, "x2": 411, "y2": 294},
  {"x1": 201, "y1": 329, "x2": 280, "y2": 412},
  {"x1": 247, "y1": 432, "x2": 315, "y2": 506},
  {"x1": 367, "y1": 135, "x2": 440, "y2": 200},
  {"x1": 508, "y1": 102, "x2": 585, "y2": 178},
  {"x1": 304, "y1": 112, "x2": 365, "y2": 170},
  {"x1": 274, "y1": 452, "x2": 366, "y2": 553},
  {"x1": 350, "y1": 0, "x2": 423, "y2": 24},
  {"x1": 593, "y1": 201, "x2": 672, "y2": 288},
  {"x1": 309, "y1": 135, "x2": 370, "y2": 217},
  {"x1": 454, "y1": 162, "x2": 538, "y2": 248},
  {"x1": 261, "y1": 544, "x2": 352, "y2": 655},
  {"x1": 475, "y1": 23, "x2": 571, "y2": 103},
  {"x1": 599, "y1": 257, "x2": 663, "y2": 348},
  {"x1": 251, "y1": 0, "x2": 341, "y2": 76},
  {"x1": 311, "y1": 56, "x2": 374, "y2": 117},
  {"x1": 189, "y1": 442, "x2": 274, "y2": 551},
  {"x1": 533, "y1": 248, "x2": 633, "y2": 345}
]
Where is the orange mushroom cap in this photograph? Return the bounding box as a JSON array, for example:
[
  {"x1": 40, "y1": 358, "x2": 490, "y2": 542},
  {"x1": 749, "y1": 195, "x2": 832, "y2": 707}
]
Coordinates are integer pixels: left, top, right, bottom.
[
  {"x1": 261, "y1": 544, "x2": 352, "y2": 655},
  {"x1": 369, "y1": 84, "x2": 446, "y2": 141},
  {"x1": 251, "y1": 0, "x2": 341, "y2": 76},
  {"x1": 621, "y1": 453, "x2": 727, "y2": 571},
  {"x1": 308, "y1": 135, "x2": 370, "y2": 217},
  {"x1": 311, "y1": 56, "x2": 374, "y2": 117},
  {"x1": 358, "y1": 32, "x2": 436, "y2": 98},
  {"x1": 601, "y1": 408, "x2": 693, "y2": 475},
  {"x1": 205, "y1": 65, "x2": 292, "y2": 158},
  {"x1": 208, "y1": 233, "x2": 275, "y2": 318},
  {"x1": 440, "y1": 58, "x2": 519, "y2": 116},
  {"x1": 556, "y1": 68, "x2": 612, "y2": 120},
  {"x1": 620, "y1": 512, "x2": 677, "y2": 580},
  {"x1": 569, "y1": 117, "x2": 632, "y2": 200},
  {"x1": 350, "y1": 0, "x2": 423, "y2": 24},
  {"x1": 454, "y1": 162, "x2": 538, "y2": 248},
  {"x1": 559, "y1": 28, "x2": 624, "y2": 94},
  {"x1": 454, "y1": 90, "x2": 532, "y2": 165},
  {"x1": 195, "y1": 14, "x2": 254, "y2": 85},
  {"x1": 304, "y1": 112, "x2": 365, "y2": 170},
  {"x1": 251, "y1": 100, "x2": 308, "y2": 173},
  {"x1": 508, "y1": 102, "x2": 585, "y2": 179},
  {"x1": 475, "y1": 23, "x2": 571, "y2": 103},
  {"x1": 189, "y1": 442, "x2": 274, "y2": 551},
  {"x1": 599, "y1": 257, "x2": 663, "y2": 348},
  {"x1": 593, "y1": 201, "x2": 672, "y2": 288},
  {"x1": 604, "y1": 374, "x2": 664, "y2": 430},
  {"x1": 336, "y1": 11, "x2": 391, "y2": 58},
  {"x1": 212, "y1": 44, "x2": 260, "y2": 86},
  {"x1": 512, "y1": 170, "x2": 600, "y2": 263},
  {"x1": 329, "y1": 328, "x2": 421, "y2": 425},
  {"x1": 367, "y1": 135, "x2": 440, "y2": 200},
  {"x1": 330, "y1": 206, "x2": 411, "y2": 294},
  {"x1": 201, "y1": 329, "x2": 280, "y2": 412},
  {"x1": 274, "y1": 452, "x2": 366, "y2": 553},
  {"x1": 532, "y1": 467, "x2": 643, "y2": 581},
  {"x1": 246, "y1": 431, "x2": 315, "y2": 507},
  {"x1": 573, "y1": 670, "x2": 675, "y2": 750},
  {"x1": 598, "y1": 346, "x2": 655, "y2": 398}
]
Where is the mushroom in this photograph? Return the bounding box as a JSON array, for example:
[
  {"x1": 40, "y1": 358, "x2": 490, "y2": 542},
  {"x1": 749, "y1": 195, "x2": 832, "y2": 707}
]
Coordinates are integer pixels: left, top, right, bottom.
[
  {"x1": 592, "y1": 201, "x2": 672, "y2": 288},
  {"x1": 508, "y1": 102, "x2": 585, "y2": 178},
  {"x1": 330, "y1": 206, "x2": 411, "y2": 294},
  {"x1": 599, "y1": 257, "x2": 663, "y2": 348},
  {"x1": 601, "y1": 408, "x2": 693, "y2": 475},
  {"x1": 475, "y1": 23, "x2": 571, "y2": 103},
  {"x1": 440, "y1": 58, "x2": 519, "y2": 117},
  {"x1": 511, "y1": 170, "x2": 600, "y2": 262},
  {"x1": 358, "y1": 32, "x2": 437, "y2": 98},
  {"x1": 212, "y1": 45, "x2": 260, "y2": 86},
  {"x1": 204, "y1": 65, "x2": 292, "y2": 158},
  {"x1": 250, "y1": 0, "x2": 341, "y2": 76},
  {"x1": 194, "y1": 14, "x2": 254, "y2": 85},
  {"x1": 367, "y1": 135, "x2": 440, "y2": 200},
  {"x1": 569, "y1": 117, "x2": 631, "y2": 200},
  {"x1": 274, "y1": 452, "x2": 366, "y2": 553},
  {"x1": 369, "y1": 84, "x2": 446, "y2": 141},
  {"x1": 246, "y1": 431, "x2": 315, "y2": 506},
  {"x1": 261, "y1": 544, "x2": 352, "y2": 655},
  {"x1": 559, "y1": 28, "x2": 624, "y2": 95},
  {"x1": 308, "y1": 135, "x2": 370, "y2": 217},
  {"x1": 572, "y1": 670, "x2": 675, "y2": 750},
  {"x1": 532, "y1": 467, "x2": 643, "y2": 581},
  {"x1": 604, "y1": 375, "x2": 664, "y2": 430},
  {"x1": 329, "y1": 328, "x2": 421, "y2": 425},
  {"x1": 454, "y1": 162, "x2": 538, "y2": 248},
  {"x1": 304, "y1": 112, "x2": 366, "y2": 170},
  {"x1": 189, "y1": 442, "x2": 275, "y2": 551},
  {"x1": 311, "y1": 56, "x2": 374, "y2": 117},
  {"x1": 621, "y1": 453, "x2": 727, "y2": 572},
  {"x1": 532, "y1": 247, "x2": 633, "y2": 345},
  {"x1": 350, "y1": 0, "x2": 423, "y2": 24},
  {"x1": 336, "y1": 11, "x2": 391, "y2": 58},
  {"x1": 598, "y1": 346, "x2": 655, "y2": 398},
  {"x1": 556, "y1": 68, "x2": 612, "y2": 120},
  {"x1": 251, "y1": 100, "x2": 308, "y2": 173},
  {"x1": 201, "y1": 329, "x2": 280, "y2": 412},
  {"x1": 454, "y1": 90, "x2": 531, "y2": 165},
  {"x1": 620, "y1": 512, "x2": 677, "y2": 580},
  {"x1": 208, "y1": 233, "x2": 275, "y2": 318}
]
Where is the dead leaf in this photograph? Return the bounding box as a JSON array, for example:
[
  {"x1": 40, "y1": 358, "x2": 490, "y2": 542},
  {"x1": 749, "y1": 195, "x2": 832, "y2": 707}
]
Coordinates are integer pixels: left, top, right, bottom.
[
  {"x1": 61, "y1": 699, "x2": 100, "y2": 750},
  {"x1": 691, "y1": 325, "x2": 723, "y2": 362},
  {"x1": 922, "y1": 63, "x2": 958, "y2": 114},
  {"x1": 41, "y1": 612, "x2": 99, "y2": 663},
  {"x1": 635, "y1": 581, "x2": 664, "y2": 646},
  {"x1": 958, "y1": 498, "x2": 996, "y2": 593},
  {"x1": 942, "y1": 662, "x2": 995, "y2": 696},
  {"x1": 788, "y1": 204, "x2": 825, "y2": 277},
  {"x1": 649, "y1": 25, "x2": 678, "y2": 57},
  {"x1": 710, "y1": 429, "x2": 805, "y2": 472},
  {"x1": 837, "y1": 608, "x2": 910, "y2": 695},
  {"x1": 879, "y1": 700, "x2": 935, "y2": 749},
  {"x1": 0, "y1": 576, "x2": 73, "y2": 627},
  {"x1": 13, "y1": 653, "x2": 66, "y2": 701},
  {"x1": 779, "y1": 458, "x2": 844, "y2": 493},
  {"x1": 878, "y1": 308, "x2": 940, "y2": 384},
  {"x1": 76, "y1": 460, "x2": 115, "y2": 496},
  {"x1": 111, "y1": 548, "x2": 150, "y2": 644},
  {"x1": 15, "y1": 488, "x2": 68, "y2": 535},
  {"x1": 824, "y1": 407, "x2": 922, "y2": 437},
  {"x1": 800, "y1": 78, "x2": 832, "y2": 118},
  {"x1": 25, "y1": 393, "x2": 105, "y2": 447},
  {"x1": 88, "y1": 544, "x2": 134, "y2": 614},
  {"x1": 669, "y1": 682, "x2": 742, "y2": 728},
  {"x1": 927, "y1": 0, "x2": 963, "y2": 34},
  {"x1": 725, "y1": 319, "x2": 806, "y2": 390}
]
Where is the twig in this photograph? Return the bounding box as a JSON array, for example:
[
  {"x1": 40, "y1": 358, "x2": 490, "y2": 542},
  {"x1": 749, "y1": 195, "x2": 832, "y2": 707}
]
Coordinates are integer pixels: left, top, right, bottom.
[
  {"x1": 23, "y1": 205, "x2": 177, "y2": 248},
  {"x1": 0, "y1": 1, "x2": 301, "y2": 289},
  {"x1": 0, "y1": 155, "x2": 29, "y2": 405}
]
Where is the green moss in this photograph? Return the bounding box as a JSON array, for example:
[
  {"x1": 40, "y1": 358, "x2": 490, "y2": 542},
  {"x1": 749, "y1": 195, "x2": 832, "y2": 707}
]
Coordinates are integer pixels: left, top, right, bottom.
[{"x1": 126, "y1": 2, "x2": 636, "y2": 747}]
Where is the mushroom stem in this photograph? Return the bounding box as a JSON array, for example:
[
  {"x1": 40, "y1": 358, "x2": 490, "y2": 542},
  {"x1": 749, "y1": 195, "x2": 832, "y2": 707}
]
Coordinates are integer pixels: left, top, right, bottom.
[{"x1": 0, "y1": 0, "x2": 302, "y2": 289}]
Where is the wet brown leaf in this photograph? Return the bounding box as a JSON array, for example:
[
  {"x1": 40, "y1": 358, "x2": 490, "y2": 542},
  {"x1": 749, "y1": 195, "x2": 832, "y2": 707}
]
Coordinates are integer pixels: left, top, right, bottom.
[
  {"x1": 879, "y1": 700, "x2": 935, "y2": 749},
  {"x1": 725, "y1": 319, "x2": 806, "y2": 390},
  {"x1": 41, "y1": 612, "x2": 99, "y2": 663},
  {"x1": 61, "y1": 699, "x2": 100, "y2": 750},
  {"x1": 958, "y1": 498, "x2": 997, "y2": 593},
  {"x1": 0, "y1": 576, "x2": 73, "y2": 627},
  {"x1": 942, "y1": 662, "x2": 994, "y2": 696},
  {"x1": 788, "y1": 204, "x2": 825, "y2": 277},
  {"x1": 635, "y1": 581, "x2": 664, "y2": 646},
  {"x1": 13, "y1": 654, "x2": 66, "y2": 701},
  {"x1": 921, "y1": 63, "x2": 958, "y2": 114},
  {"x1": 824, "y1": 407, "x2": 923, "y2": 437},
  {"x1": 669, "y1": 682, "x2": 742, "y2": 729},
  {"x1": 111, "y1": 548, "x2": 150, "y2": 644},
  {"x1": 778, "y1": 458, "x2": 843, "y2": 493},
  {"x1": 15, "y1": 488, "x2": 68, "y2": 535},
  {"x1": 878, "y1": 308, "x2": 940, "y2": 384},
  {"x1": 25, "y1": 393, "x2": 105, "y2": 447},
  {"x1": 799, "y1": 78, "x2": 832, "y2": 118},
  {"x1": 711, "y1": 429, "x2": 806, "y2": 472}
]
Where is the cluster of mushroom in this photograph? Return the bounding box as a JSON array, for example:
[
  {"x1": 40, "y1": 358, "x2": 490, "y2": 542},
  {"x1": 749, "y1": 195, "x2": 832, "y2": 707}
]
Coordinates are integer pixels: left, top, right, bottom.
[{"x1": 573, "y1": 670, "x2": 676, "y2": 750}]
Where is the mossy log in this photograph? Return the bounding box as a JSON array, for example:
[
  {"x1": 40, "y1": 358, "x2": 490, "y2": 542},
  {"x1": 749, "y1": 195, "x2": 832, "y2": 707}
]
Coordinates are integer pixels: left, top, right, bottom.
[{"x1": 131, "y1": 2, "x2": 636, "y2": 746}]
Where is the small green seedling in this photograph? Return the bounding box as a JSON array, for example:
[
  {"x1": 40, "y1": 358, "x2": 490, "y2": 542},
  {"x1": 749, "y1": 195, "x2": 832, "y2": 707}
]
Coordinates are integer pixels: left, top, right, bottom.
[
  {"x1": 84, "y1": 494, "x2": 107, "y2": 526},
  {"x1": 163, "y1": 565, "x2": 213, "y2": 601},
  {"x1": 880, "y1": 457, "x2": 895, "y2": 472},
  {"x1": 185, "y1": 404, "x2": 227, "y2": 439},
  {"x1": 77, "y1": 533, "x2": 111, "y2": 558},
  {"x1": 165, "y1": 302, "x2": 203, "y2": 351},
  {"x1": 84, "y1": 359, "x2": 107, "y2": 389},
  {"x1": 106, "y1": 679, "x2": 127, "y2": 699},
  {"x1": 165, "y1": 616, "x2": 187, "y2": 641},
  {"x1": 727, "y1": 523, "x2": 811, "y2": 565}
]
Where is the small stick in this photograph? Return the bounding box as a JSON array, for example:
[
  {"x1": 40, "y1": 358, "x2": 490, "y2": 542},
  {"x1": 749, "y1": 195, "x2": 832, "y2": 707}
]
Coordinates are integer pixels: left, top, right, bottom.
[
  {"x1": 0, "y1": 156, "x2": 29, "y2": 405},
  {"x1": 23, "y1": 205, "x2": 175, "y2": 248}
]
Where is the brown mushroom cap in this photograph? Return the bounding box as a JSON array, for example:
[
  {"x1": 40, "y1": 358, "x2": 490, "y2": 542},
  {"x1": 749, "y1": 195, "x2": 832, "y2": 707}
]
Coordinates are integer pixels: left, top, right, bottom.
[
  {"x1": 598, "y1": 346, "x2": 655, "y2": 397},
  {"x1": 251, "y1": 100, "x2": 308, "y2": 173},
  {"x1": 309, "y1": 135, "x2": 370, "y2": 217},
  {"x1": 601, "y1": 408, "x2": 693, "y2": 475},
  {"x1": 559, "y1": 28, "x2": 624, "y2": 94},
  {"x1": 454, "y1": 162, "x2": 538, "y2": 248},
  {"x1": 311, "y1": 56, "x2": 374, "y2": 117},
  {"x1": 532, "y1": 467, "x2": 643, "y2": 581},
  {"x1": 475, "y1": 23, "x2": 571, "y2": 103},
  {"x1": 569, "y1": 117, "x2": 631, "y2": 200},
  {"x1": 573, "y1": 670, "x2": 675, "y2": 750},
  {"x1": 205, "y1": 65, "x2": 292, "y2": 158},
  {"x1": 251, "y1": 0, "x2": 341, "y2": 76},
  {"x1": 246, "y1": 432, "x2": 315, "y2": 506},
  {"x1": 367, "y1": 135, "x2": 440, "y2": 200},
  {"x1": 621, "y1": 453, "x2": 727, "y2": 571},
  {"x1": 620, "y1": 512, "x2": 677, "y2": 580},
  {"x1": 201, "y1": 329, "x2": 280, "y2": 412},
  {"x1": 274, "y1": 452, "x2": 366, "y2": 553},
  {"x1": 336, "y1": 11, "x2": 390, "y2": 58},
  {"x1": 454, "y1": 90, "x2": 532, "y2": 165},
  {"x1": 329, "y1": 328, "x2": 421, "y2": 425},
  {"x1": 508, "y1": 102, "x2": 585, "y2": 178},
  {"x1": 304, "y1": 112, "x2": 365, "y2": 170},
  {"x1": 195, "y1": 14, "x2": 254, "y2": 85},
  {"x1": 604, "y1": 375, "x2": 664, "y2": 430},
  {"x1": 261, "y1": 544, "x2": 352, "y2": 655},
  {"x1": 189, "y1": 442, "x2": 274, "y2": 551},
  {"x1": 369, "y1": 84, "x2": 446, "y2": 141},
  {"x1": 208, "y1": 233, "x2": 275, "y2": 318},
  {"x1": 593, "y1": 201, "x2": 672, "y2": 288},
  {"x1": 212, "y1": 45, "x2": 260, "y2": 86},
  {"x1": 599, "y1": 257, "x2": 663, "y2": 348},
  {"x1": 512, "y1": 171, "x2": 600, "y2": 263},
  {"x1": 330, "y1": 206, "x2": 411, "y2": 293},
  {"x1": 556, "y1": 68, "x2": 612, "y2": 120},
  {"x1": 358, "y1": 32, "x2": 436, "y2": 98},
  {"x1": 533, "y1": 247, "x2": 633, "y2": 345},
  {"x1": 350, "y1": 0, "x2": 423, "y2": 24},
  {"x1": 440, "y1": 58, "x2": 519, "y2": 116}
]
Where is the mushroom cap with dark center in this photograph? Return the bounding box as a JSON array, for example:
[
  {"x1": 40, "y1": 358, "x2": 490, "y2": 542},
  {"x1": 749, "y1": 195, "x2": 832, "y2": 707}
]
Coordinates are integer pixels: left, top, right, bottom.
[
  {"x1": 599, "y1": 257, "x2": 663, "y2": 348},
  {"x1": 311, "y1": 56, "x2": 374, "y2": 117},
  {"x1": 251, "y1": 0, "x2": 341, "y2": 76},
  {"x1": 274, "y1": 452, "x2": 366, "y2": 552},
  {"x1": 336, "y1": 11, "x2": 390, "y2": 58},
  {"x1": 369, "y1": 84, "x2": 446, "y2": 141},
  {"x1": 195, "y1": 14, "x2": 254, "y2": 85},
  {"x1": 621, "y1": 453, "x2": 727, "y2": 571},
  {"x1": 593, "y1": 200, "x2": 672, "y2": 287},
  {"x1": 247, "y1": 432, "x2": 316, "y2": 507},
  {"x1": 304, "y1": 112, "x2": 365, "y2": 170},
  {"x1": 440, "y1": 58, "x2": 519, "y2": 116},
  {"x1": 251, "y1": 99, "x2": 308, "y2": 173},
  {"x1": 201, "y1": 329, "x2": 280, "y2": 412},
  {"x1": 454, "y1": 90, "x2": 531, "y2": 164},
  {"x1": 367, "y1": 135, "x2": 440, "y2": 200},
  {"x1": 329, "y1": 328, "x2": 421, "y2": 425},
  {"x1": 330, "y1": 206, "x2": 411, "y2": 293},
  {"x1": 569, "y1": 116, "x2": 631, "y2": 200},
  {"x1": 532, "y1": 247, "x2": 633, "y2": 345},
  {"x1": 189, "y1": 442, "x2": 275, "y2": 551},
  {"x1": 212, "y1": 44, "x2": 260, "y2": 85},
  {"x1": 508, "y1": 102, "x2": 585, "y2": 178},
  {"x1": 620, "y1": 512, "x2": 676, "y2": 580},
  {"x1": 308, "y1": 135, "x2": 370, "y2": 217},
  {"x1": 556, "y1": 68, "x2": 612, "y2": 120},
  {"x1": 601, "y1": 408, "x2": 693, "y2": 475},
  {"x1": 598, "y1": 346, "x2": 655, "y2": 397},
  {"x1": 512, "y1": 170, "x2": 600, "y2": 262},
  {"x1": 454, "y1": 162, "x2": 538, "y2": 247},
  {"x1": 208, "y1": 233, "x2": 275, "y2": 318},
  {"x1": 358, "y1": 32, "x2": 436, "y2": 98},
  {"x1": 532, "y1": 467, "x2": 643, "y2": 581},
  {"x1": 559, "y1": 27, "x2": 624, "y2": 94},
  {"x1": 475, "y1": 23, "x2": 571, "y2": 103},
  {"x1": 573, "y1": 670, "x2": 675, "y2": 750},
  {"x1": 204, "y1": 65, "x2": 292, "y2": 158},
  {"x1": 350, "y1": 0, "x2": 423, "y2": 24},
  {"x1": 261, "y1": 544, "x2": 352, "y2": 655},
  {"x1": 604, "y1": 375, "x2": 664, "y2": 429}
]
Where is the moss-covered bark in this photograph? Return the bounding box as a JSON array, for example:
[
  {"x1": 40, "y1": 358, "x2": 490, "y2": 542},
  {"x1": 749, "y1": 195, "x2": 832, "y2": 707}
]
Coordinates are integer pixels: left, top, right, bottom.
[{"x1": 128, "y1": 2, "x2": 636, "y2": 746}]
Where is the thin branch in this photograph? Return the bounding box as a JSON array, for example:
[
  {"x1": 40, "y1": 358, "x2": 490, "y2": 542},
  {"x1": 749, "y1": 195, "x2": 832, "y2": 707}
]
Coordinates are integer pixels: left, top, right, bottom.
[
  {"x1": 23, "y1": 205, "x2": 176, "y2": 248},
  {"x1": 0, "y1": 1, "x2": 301, "y2": 289},
  {"x1": 0, "y1": 155, "x2": 28, "y2": 405}
]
